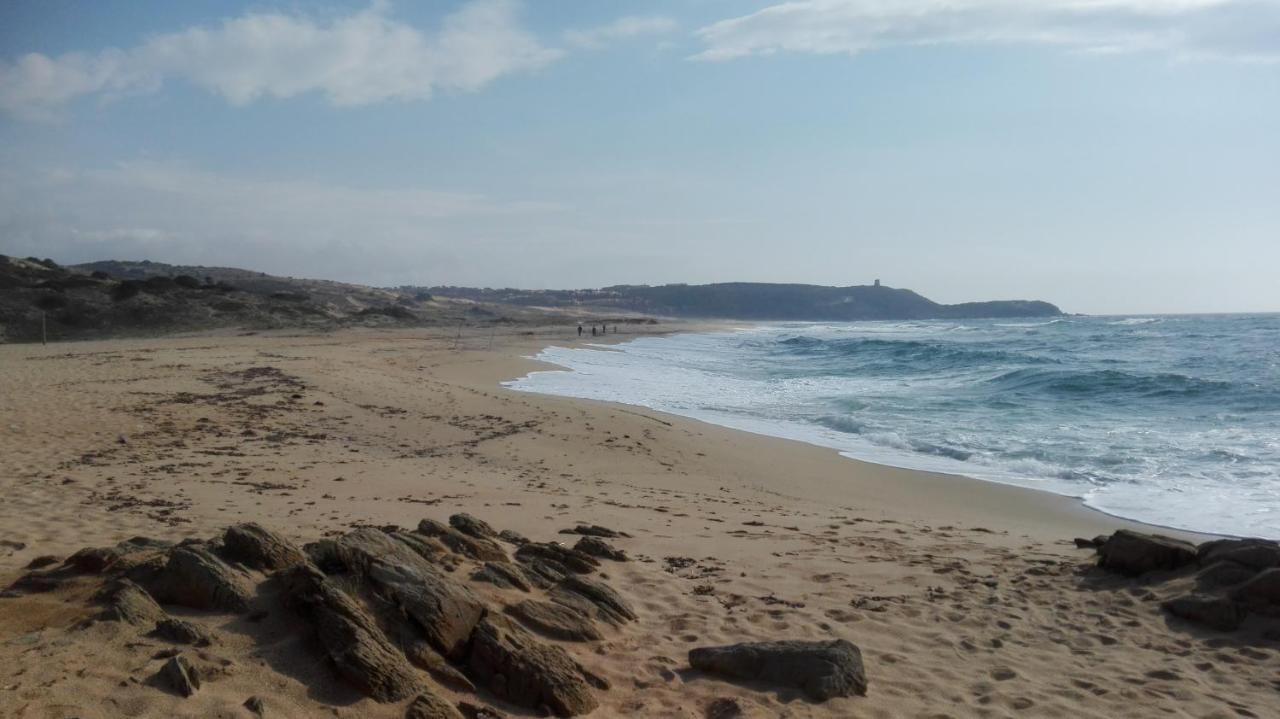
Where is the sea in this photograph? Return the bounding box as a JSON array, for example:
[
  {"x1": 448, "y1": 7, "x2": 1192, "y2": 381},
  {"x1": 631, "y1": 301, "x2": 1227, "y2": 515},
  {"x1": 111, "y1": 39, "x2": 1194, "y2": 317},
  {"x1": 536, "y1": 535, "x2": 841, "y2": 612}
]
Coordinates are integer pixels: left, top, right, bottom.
[{"x1": 505, "y1": 315, "x2": 1280, "y2": 538}]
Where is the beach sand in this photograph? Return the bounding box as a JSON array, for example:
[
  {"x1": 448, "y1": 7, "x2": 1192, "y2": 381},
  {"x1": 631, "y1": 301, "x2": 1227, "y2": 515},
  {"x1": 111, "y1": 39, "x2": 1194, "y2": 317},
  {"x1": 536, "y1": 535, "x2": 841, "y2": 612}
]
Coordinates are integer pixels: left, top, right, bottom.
[{"x1": 1, "y1": 326, "x2": 1276, "y2": 718}]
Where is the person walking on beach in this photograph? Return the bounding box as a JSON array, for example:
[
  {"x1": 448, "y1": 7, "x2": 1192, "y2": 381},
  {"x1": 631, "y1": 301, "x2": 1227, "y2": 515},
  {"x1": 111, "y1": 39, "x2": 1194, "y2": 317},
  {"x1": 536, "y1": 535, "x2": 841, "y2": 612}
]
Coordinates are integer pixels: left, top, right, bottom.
[
  {"x1": 591, "y1": 326, "x2": 597, "y2": 337},
  {"x1": 578, "y1": 324, "x2": 583, "y2": 337}
]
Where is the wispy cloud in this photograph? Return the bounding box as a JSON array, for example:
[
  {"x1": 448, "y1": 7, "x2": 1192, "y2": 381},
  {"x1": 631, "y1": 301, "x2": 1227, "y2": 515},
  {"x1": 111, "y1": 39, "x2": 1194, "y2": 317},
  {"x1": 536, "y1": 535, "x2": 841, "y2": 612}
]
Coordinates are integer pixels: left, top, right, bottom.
[
  {"x1": 563, "y1": 16, "x2": 679, "y2": 50},
  {"x1": 694, "y1": 0, "x2": 1280, "y2": 62},
  {"x1": 0, "y1": 0, "x2": 560, "y2": 121}
]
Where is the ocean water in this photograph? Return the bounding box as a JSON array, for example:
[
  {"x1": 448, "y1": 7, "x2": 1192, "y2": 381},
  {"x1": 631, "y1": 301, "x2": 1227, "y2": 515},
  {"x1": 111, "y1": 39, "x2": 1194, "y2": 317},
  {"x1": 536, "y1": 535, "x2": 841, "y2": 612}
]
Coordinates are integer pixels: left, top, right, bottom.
[{"x1": 505, "y1": 315, "x2": 1280, "y2": 538}]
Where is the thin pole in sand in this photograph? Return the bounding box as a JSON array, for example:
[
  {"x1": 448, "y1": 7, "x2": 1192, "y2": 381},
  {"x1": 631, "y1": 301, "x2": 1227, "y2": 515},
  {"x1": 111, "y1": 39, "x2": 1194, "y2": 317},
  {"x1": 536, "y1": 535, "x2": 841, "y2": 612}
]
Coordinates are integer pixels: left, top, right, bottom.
[{"x1": 41, "y1": 311, "x2": 47, "y2": 345}]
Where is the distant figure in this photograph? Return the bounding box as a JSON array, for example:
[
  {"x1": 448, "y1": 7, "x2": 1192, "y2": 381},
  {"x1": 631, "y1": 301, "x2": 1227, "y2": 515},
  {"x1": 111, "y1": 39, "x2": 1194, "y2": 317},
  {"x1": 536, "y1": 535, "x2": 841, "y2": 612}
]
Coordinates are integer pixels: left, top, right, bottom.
[
  {"x1": 591, "y1": 326, "x2": 597, "y2": 337},
  {"x1": 578, "y1": 324, "x2": 583, "y2": 337},
  {"x1": 601, "y1": 323, "x2": 607, "y2": 334}
]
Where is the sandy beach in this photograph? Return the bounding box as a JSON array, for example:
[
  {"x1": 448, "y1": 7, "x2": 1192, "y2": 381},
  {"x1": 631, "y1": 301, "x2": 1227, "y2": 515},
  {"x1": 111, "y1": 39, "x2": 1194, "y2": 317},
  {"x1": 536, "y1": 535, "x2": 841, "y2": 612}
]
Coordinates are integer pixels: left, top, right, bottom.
[{"x1": 2, "y1": 325, "x2": 1276, "y2": 718}]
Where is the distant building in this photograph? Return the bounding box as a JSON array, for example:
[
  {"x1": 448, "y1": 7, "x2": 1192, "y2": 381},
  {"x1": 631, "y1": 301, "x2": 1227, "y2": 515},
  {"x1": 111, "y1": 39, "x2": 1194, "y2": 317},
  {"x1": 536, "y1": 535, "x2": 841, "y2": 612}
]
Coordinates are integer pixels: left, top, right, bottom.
[{"x1": 874, "y1": 279, "x2": 881, "y2": 287}]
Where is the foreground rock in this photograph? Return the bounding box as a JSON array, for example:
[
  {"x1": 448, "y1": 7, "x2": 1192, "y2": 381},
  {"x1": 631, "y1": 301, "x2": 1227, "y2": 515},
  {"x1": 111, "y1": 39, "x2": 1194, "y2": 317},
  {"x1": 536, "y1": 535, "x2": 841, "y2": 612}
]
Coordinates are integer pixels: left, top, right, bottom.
[
  {"x1": 222, "y1": 522, "x2": 307, "y2": 570},
  {"x1": 142, "y1": 544, "x2": 254, "y2": 612},
  {"x1": 155, "y1": 654, "x2": 201, "y2": 697},
  {"x1": 689, "y1": 639, "x2": 868, "y2": 701},
  {"x1": 1097, "y1": 530, "x2": 1197, "y2": 576},
  {"x1": 507, "y1": 599, "x2": 603, "y2": 642},
  {"x1": 467, "y1": 615, "x2": 599, "y2": 717},
  {"x1": 405, "y1": 689, "x2": 466, "y2": 719}
]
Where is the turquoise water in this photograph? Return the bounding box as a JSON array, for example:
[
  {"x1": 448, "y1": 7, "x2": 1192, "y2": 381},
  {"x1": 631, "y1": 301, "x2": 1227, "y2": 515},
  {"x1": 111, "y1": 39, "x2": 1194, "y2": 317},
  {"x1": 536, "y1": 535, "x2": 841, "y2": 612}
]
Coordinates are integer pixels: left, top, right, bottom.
[{"x1": 507, "y1": 315, "x2": 1280, "y2": 538}]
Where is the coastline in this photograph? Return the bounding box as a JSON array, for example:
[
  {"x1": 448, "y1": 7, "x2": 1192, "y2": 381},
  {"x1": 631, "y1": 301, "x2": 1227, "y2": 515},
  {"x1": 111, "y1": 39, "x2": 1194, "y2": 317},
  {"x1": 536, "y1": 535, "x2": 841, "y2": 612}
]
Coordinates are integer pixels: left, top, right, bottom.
[{"x1": 1, "y1": 325, "x2": 1268, "y2": 717}]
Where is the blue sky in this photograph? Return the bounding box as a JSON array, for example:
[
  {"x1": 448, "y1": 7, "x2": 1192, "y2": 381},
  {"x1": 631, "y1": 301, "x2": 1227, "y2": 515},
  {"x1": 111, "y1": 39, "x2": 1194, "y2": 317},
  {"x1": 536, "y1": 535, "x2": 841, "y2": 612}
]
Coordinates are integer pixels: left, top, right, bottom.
[{"x1": 1, "y1": 0, "x2": 1277, "y2": 313}]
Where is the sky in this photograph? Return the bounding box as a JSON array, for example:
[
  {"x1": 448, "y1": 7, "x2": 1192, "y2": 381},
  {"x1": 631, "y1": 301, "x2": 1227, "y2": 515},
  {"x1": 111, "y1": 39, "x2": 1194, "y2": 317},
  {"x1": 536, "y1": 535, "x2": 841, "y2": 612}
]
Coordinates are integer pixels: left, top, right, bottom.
[{"x1": 1, "y1": 1, "x2": 1277, "y2": 314}]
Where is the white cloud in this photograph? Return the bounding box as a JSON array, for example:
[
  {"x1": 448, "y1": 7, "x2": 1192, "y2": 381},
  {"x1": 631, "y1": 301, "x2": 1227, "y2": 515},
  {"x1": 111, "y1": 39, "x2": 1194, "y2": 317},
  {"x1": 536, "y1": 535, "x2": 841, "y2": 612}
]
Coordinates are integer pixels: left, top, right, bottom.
[
  {"x1": 694, "y1": 0, "x2": 1280, "y2": 62},
  {"x1": 0, "y1": 0, "x2": 560, "y2": 120},
  {"x1": 564, "y1": 16, "x2": 679, "y2": 50}
]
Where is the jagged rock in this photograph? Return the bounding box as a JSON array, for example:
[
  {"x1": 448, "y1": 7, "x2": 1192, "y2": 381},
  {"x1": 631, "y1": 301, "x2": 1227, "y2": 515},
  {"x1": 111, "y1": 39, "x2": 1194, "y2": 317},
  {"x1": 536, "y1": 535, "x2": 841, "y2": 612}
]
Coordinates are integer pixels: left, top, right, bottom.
[
  {"x1": 705, "y1": 697, "x2": 744, "y2": 719},
  {"x1": 688, "y1": 639, "x2": 868, "y2": 701},
  {"x1": 457, "y1": 702, "x2": 507, "y2": 719},
  {"x1": 1232, "y1": 568, "x2": 1280, "y2": 615},
  {"x1": 507, "y1": 599, "x2": 603, "y2": 642},
  {"x1": 498, "y1": 530, "x2": 530, "y2": 546},
  {"x1": 244, "y1": 696, "x2": 266, "y2": 716},
  {"x1": 417, "y1": 519, "x2": 508, "y2": 562},
  {"x1": 25, "y1": 555, "x2": 60, "y2": 570},
  {"x1": 405, "y1": 689, "x2": 466, "y2": 719},
  {"x1": 472, "y1": 562, "x2": 532, "y2": 592},
  {"x1": 1163, "y1": 594, "x2": 1247, "y2": 631},
  {"x1": 306, "y1": 527, "x2": 435, "y2": 577},
  {"x1": 282, "y1": 564, "x2": 421, "y2": 702},
  {"x1": 152, "y1": 617, "x2": 214, "y2": 646},
  {"x1": 515, "y1": 543, "x2": 598, "y2": 575},
  {"x1": 559, "y1": 525, "x2": 630, "y2": 539},
  {"x1": 367, "y1": 559, "x2": 486, "y2": 659},
  {"x1": 449, "y1": 513, "x2": 496, "y2": 539},
  {"x1": 517, "y1": 557, "x2": 570, "y2": 586},
  {"x1": 398, "y1": 633, "x2": 477, "y2": 693},
  {"x1": 99, "y1": 579, "x2": 166, "y2": 626},
  {"x1": 145, "y1": 544, "x2": 253, "y2": 613},
  {"x1": 66, "y1": 546, "x2": 122, "y2": 573},
  {"x1": 573, "y1": 537, "x2": 627, "y2": 562},
  {"x1": 69, "y1": 537, "x2": 174, "y2": 574},
  {"x1": 551, "y1": 575, "x2": 637, "y2": 625},
  {"x1": 223, "y1": 523, "x2": 306, "y2": 570},
  {"x1": 391, "y1": 531, "x2": 450, "y2": 564},
  {"x1": 1097, "y1": 530, "x2": 1197, "y2": 576},
  {"x1": 1198, "y1": 538, "x2": 1280, "y2": 571},
  {"x1": 466, "y1": 615, "x2": 598, "y2": 717},
  {"x1": 1197, "y1": 561, "x2": 1258, "y2": 590},
  {"x1": 156, "y1": 654, "x2": 201, "y2": 697}
]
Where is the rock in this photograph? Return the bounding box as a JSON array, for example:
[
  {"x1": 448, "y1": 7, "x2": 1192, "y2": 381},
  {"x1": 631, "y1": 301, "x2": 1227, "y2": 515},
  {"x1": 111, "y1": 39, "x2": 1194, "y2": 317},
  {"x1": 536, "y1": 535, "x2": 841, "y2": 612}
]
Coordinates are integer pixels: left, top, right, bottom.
[
  {"x1": 1073, "y1": 537, "x2": 1100, "y2": 549},
  {"x1": 515, "y1": 542, "x2": 599, "y2": 575},
  {"x1": 517, "y1": 557, "x2": 570, "y2": 586},
  {"x1": 418, "y1": 519, "x2": 508, "y2": 562},
  {"x1": 70, "y1": 537, "x2": 174, "y2": 574},
  {"x1": 391, "y1": 531, "x2": 450, "y2": 564},
  {"x1": 25, "y1": 555, "x2": 60, "y2": 570},
  {"x1": 466, "y1": 615, "x2": 599, "y2": 717},
  {"x1": 244, "y1": 695, "x2": 266, "y2": 716},
  {"x1": 688, "y1": 639, "x2": 868, "y2": 701},
  {"x1": 1196, "y1": 561, "x2": 1258, "y2": 590},
  {"x1": 367, "y1": 559, "x2": 486, "y2": 659},
  {"x1": 1198, "y1": 538, "x2": 1280, "y2": 571},
  {"x1": 405, "y1": 690, "x2": 466, "y2": 719},
  {"x1": 507, "y1": 599, "x2": 603, "y2": 642},
  {"x1": 1097, "y1": 530, "x2": 1197, "y2": 576},
  {"x1": 282, "y1": 564, "x2": 421, "y2": 702},
  {"x1": 705, "y1": 697, "x2": 745, "y2": 719},
  {"x1": 66, "y1": 546, "x2": 122, "y2": 573},
  {"x1": 551, "y1": 575, "x2": 637, "y2": 624},
  {"x1": 472, "y1": 562, "x2": 532, "y2": 592},
  {"x1": 449, "y1": 513, "x2": 496, "y2": 539},
  {"x1": 573, "y1": 537, "x2": 627, "y2": 562},
  {"x1": 156, "y1": 655, "x2": 201, "y2": 697},
  {"x1": 498, "y1": 530, "x2": 530, "y2": 546},
  {"x1": 398, "y1": 633, "x2": 477, "y2": 693},
  {"x1": 222, "y1": 523, "x2": 306, "y2": 570},
  {"x1": 457, "y1": 702, "x2": 507, "y2": 719},
  {"x1": 306, "y1": 527, "x2": 436, "y2": 577},
  {"x1": 99, "y1": 579, "x2": 167, "y2": 626},
  {"x1": 152, "y1": 617, "x2": 214, "y2": 646},
  {"x1": 1232, "y1": 567, "x2": 1280, "y2": 615},
  {"x1": 1163, "y1": 594, "x2": 1247, "y2": 631},
  {"x1": 145, "y1": 544, "x2": 253, "y2": 613},
  {"x1": 559, "y1": 525, "x2": 630, "y2": 539}
]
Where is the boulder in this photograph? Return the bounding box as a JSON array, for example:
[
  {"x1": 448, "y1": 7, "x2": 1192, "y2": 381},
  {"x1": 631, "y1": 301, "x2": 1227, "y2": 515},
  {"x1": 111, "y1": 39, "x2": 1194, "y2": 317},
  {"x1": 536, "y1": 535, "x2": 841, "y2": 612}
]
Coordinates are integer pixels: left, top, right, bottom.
[
  {"x1": 25, "y1": 555, "x2": 60, "y2": 570},
  {"x1": 560, "y1": 525, "x2": 630, "y2": 539},
  {"x1": 244, "y1": 696, "x2": 266, "y2": 716},
  {"x1": 507, "y1": 599, "x2": 603, "y2": 642},
  {"x1": 458, "y1": 702, "x2": 507, "y2": 719},
  {"x1": 367, "y1": 559, "x2": 486, "y2": 660},
  {"x1": 98, "y1": 579, "x2": 166, "y2": 626},
  {"x1": 688, "y1": 639, "x2": 868, "y2": 701},
  {"x1": 418, "y1": 519, "x2": 508, "y2": 562},
  {"x1": 282, "y1": 564, "x2": 421, "y2": 702},
  {"x1": 498, "y1": 530, "x2": 530, "y2": 546},
  {"x1": 405, "y1": 690, "x2": 466, "y2": 719},
  {"x1": 398, "y1": 633, "x2": 477, "y2": 693},
  {"x1": 449, "y1": 513, "x2": 496, "y2": 539},
  {"x1": 306, "y1": 527, "x2": 436, "y2": 578},
  {"x1": 1232, "y1": 568, "x2": 1280, "y2": 615},
  {"x1": 472, "y1": 562, "x2": 532, "y2": 592},
  {"x1": 1198, "y1": 538, "x2": 1280, "y2": 572},
  {"x1": 551, "y1": 575, "x2": 637, "y2": 624},
  {"x1": 67, "y1": 537, "x2": 172, "y2": 574},
  {"x1": 144, "y1": 544, "x2": 253, "y2": 613},
  {"x1": 705, "y1": 697, "x2": 745, "y2": 719},
  {"x1": 1162, "y1": 594, "x2": 1247, "y2": 631},
  {"x1": 1196, "y1": 561, "x2": 1258, "y2": 590},
  {"x1": 1097, "y1": 530, "x2": 1197, "y2": 576},
  {"x1": 152, "y1": 617, "x2": 215, "y2": 646},
  {"x1": 573, "y1": 537, "x2": 627, "y2": 562},
  {"x1": 156, "y1": 654, "x2": 200, "y2": 697},
  {"x1": 222, "y1": 523, "x2": 306, "y2": 570},
  {"x1": 515, "y1": 543, "x2": 599, "y2": 575},
  {"x1": 466, "y1": 615, "x2": 598, "y2": 717}
]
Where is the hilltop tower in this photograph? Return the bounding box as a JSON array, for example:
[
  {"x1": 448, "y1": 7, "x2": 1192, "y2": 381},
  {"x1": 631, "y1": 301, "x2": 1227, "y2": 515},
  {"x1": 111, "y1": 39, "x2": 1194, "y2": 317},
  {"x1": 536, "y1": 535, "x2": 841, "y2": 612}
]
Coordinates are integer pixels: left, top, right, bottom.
[{"x1": 874, "y1": 279, "x2": 881, "y2": 287}]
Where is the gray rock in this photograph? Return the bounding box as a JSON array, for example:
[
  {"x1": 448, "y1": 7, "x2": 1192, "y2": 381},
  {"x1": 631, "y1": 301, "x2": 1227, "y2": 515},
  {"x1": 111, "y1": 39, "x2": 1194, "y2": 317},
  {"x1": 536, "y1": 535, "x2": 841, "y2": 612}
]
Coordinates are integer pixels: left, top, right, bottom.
[
  {"x1": 145, "y1": 544, "x2": 254, "y2": 613},
  {"x1": 472, "y1": 562, "x2": 532, "y2": 592},
  {"x1": 1162, "y1": 594, "x2": 1247, "y2": 631},
  {"x1": 1196, "y1": 560, "x2": 1258, "y2": 590},
  {"x1": 551, "y1": 575, "x2": 637, "y2": 625},
  {"x1": 1198, "y1": 538, "x2": 1280, "y2": 571},
  {"x1": 306, "y1": 527, "x2": 436, "y2": 578},
  {"x1": 244, "y1": 696, "x2": 266, "y2": 716},
  {"x1": 367, "y1": 559, "x2": 486, "y2": 660},
  {"x1": 398, "y1": 632, "x2": 477, "y2": 693},
  {"x1": 1232, "y1": 567, "x2": 1280, "y2": 615},
  {"x1": 152, "y1": 617, "x2": 214, "y2": 646},
  {"x1": 25, "y1": 555, "x2": 60, "y2": 570},
  {"x1": 497, "y1": 529, "x2": 529, "y2": 546},
  {"x1": 156, "y1": 655, "x2": 201, "y2": 697},
  {"x1": 98, "y1": 579, "x2": 166, "y2": 626},
  {"x1": 507, "y1": 599, "x2": 603, "y2": 642},
  {"x1": 560, "y1": 525, "x2": 630, "y2": 539},
  {"x1": 222, "y1": 523, "x2": 307, "y2": 570},
  {"x1": 418, "y1": 519, "x2": 508, "y2": 562},
  {"x1": 573, "y1": 536, "x2": 627, "y2": 562},
  {"x1": 466, "y1": 615, "x2": 599, "y2": 717},
  {"x1": 515, "y1": 542, "x2": 599, "y2": 575},
  {"x1": 449, "y1": 513, "x2": 496, "y2": 539},
  {"x1": 282, "y1": 564, "x2": 421, "y2": 702},
  {"x1": 688, "y1": 639, "x2": 868, "y2": 701},
  {"x1": 405, "y1": 689, "x2": 466, "y2": 719},
  {"x1": 1097, "y1": 530, "x2": 1197, "y2": 576}
]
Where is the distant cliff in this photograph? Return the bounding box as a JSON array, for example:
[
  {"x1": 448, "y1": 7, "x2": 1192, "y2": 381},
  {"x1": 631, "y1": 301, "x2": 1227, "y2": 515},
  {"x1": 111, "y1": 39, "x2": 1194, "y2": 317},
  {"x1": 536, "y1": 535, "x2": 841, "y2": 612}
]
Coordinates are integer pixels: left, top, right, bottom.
[{"x1": 419, "y1": 282, "x2": 1063, "y2": 321}]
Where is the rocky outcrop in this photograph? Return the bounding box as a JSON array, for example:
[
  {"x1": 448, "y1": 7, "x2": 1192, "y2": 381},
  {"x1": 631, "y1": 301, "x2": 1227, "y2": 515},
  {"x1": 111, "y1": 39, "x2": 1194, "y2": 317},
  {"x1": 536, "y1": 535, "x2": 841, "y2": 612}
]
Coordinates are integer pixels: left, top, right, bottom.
[
  {"x1": 472, "y1": 562, "x2": 532, "y2": 592},
  {"x1": 98, "y1": 579, "x2": 166, "y2": 626},
  {"x1": 507, "y1": 599, "x2": 603, "y2": 642},
  {"x1": 1232, "y1": 568, "x2": 1280, "y2": 615},
  {"x1": 143, "y1": 544, "x2": 254, "y2": 613},
  {"x1": 1198, "y1": 538, "x2": 1280, "y2": 572},
  {"x1": 366, "y1": 559, "x2": 485, "y2": 659},
  {"x1": 156, "y1": 654, "x2": 201, "y2": 697},
  {"x1": 449, "y1": 514, "x2": 497, "y2": 539},
  {"x1": 551, "y1": 575, "x2": 637, "y2": 625},
  {"x1": 1162, "y1": 594, "x2": 1246, "y2": 631},
  {"x1": 405, "y1": 690, "x2": 466, "y2": 719},
  {"x1": 689, "y1": 639, "x2": 868, "y2": 701},
  {"x1": 573, "y1": 537, "x2": 627, "y2": 562},
  {"x1": 418, "y1": 519, "x2": 508, "y2": 562},
  {"x1": 223, "y1": 523, "x2": 306, "y2": 570},
  {"x1": 466, "y1": 615, "x2": 599, "y2": 717},
  {"x1": 560, "y1": 525, "x2": 630, "y2": 539},
  {"x1": 152, "y1": 617, "x2": 215, "y2": 646},
  {"x1": 515, "y1": 543, "x2": 599, "y2": 575},
  {"x1": 1097, "y1": 530, "x2": 1197, "y2": 576}
]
